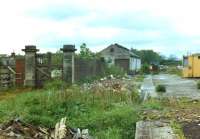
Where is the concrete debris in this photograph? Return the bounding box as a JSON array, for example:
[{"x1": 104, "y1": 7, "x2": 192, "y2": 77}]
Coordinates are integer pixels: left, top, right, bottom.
[
  {"x1": 82, "y1": 75, "x2": 135, "y2": 94},
  {"x1": 0, "y1": 118, "x2": 92, "y2": 139},
  {"x1": 135, "y1": 120, "x2": 178, "y2": 139}
]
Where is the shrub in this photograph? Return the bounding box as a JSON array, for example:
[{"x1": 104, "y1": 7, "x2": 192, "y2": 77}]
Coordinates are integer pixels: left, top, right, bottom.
[
  {"x1": 105, "y1": 65, "x2": 125, "y2": 77},
  {"x1": 140, "y1": 63, "x2": 150, "y2": 74},
  {"x1": 156, "y1": 84, "x2": 166, "y2": 93},
  {"x1": 197, "y1": 81, "x2": 200, "y2": 89}
]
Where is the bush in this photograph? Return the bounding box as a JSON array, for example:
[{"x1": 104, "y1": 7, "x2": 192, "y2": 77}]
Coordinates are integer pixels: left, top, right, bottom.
[
  {"x1": 156, "y1": 84, "x2": 166, "y2": 93},
  {"x1": 105, "y1": 65, "x2": 126, "y2": 77},
  {"x1": 140, "y1": 63, "x2": 150, "y2": 74},
  {"x1": 197, "y1": 81, "x2": 200, "y2": 89}
]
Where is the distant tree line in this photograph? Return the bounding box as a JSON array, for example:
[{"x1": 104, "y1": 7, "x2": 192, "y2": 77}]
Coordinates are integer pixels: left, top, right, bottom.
[
  {"x1": 131, "y1": 48, "x2": 181, "y2": 66},
  {"x1": 131, "y1": 49, "x2": 162, "y2": 65}
]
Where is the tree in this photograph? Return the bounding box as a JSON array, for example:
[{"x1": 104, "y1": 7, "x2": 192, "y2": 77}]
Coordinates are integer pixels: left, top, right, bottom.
[
  {"x1": 160, "y1": 55, "x2": 181, "y2": 66},
  {"x1": 131, "y1": 49, "x2": 162, "y2": 65},
  {"x1": 51, "y1": 50, "x2": 63, "y2": 65},
  {"x1": 79, "y1": 43, "x2": 95, "y2": 59}
]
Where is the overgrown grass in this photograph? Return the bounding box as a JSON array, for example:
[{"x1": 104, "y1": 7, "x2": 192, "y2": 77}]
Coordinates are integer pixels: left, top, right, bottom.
[
  {"x1": 142, "y1": 99, "x2": 163, "y2": 110},
  {"x1": 0, "y1": 81, "x2": 139, "y2": 139},
  {"x1": 134, "y1": 75, "x2": 145, "y2": 82}
]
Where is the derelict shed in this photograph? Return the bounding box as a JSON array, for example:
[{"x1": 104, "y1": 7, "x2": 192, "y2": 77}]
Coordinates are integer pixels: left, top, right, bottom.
[{"x1": 100, "y1": 43, "x2": 141, "y2": 74}]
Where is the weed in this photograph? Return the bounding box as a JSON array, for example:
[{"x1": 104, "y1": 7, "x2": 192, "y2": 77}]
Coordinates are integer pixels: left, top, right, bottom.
[
  {"x1": 156, "y1": 84, "x2": 166, "y2": 93},
  {"x1": 170, "y1": 121, "x2": 186, "y2": 139},
  {"x1": 142, "y1": 99, "x2": 163, "y2": 110}
]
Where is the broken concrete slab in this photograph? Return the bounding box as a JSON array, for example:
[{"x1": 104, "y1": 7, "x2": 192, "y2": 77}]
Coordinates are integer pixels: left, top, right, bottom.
[{"x1": 135, "y1": 121, "x2": 178, "y2": 139}]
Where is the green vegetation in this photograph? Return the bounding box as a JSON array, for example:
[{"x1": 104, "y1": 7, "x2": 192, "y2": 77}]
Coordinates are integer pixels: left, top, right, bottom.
[
  {"x1": 197, "y1": 81, "x2": 200, "y2": 89},
  {"x1": 142, "y1": 99, "x2": 164, "y2": 111},
  {"x1": 0, "y1": 81, "x2": 139, "y2": 139},
  {"x1": 140, "y1": 63, "x2": 150, "y2": 74},
  {"x1": 105, "y1": 65, "x2": 126, "y2": 77},
  {"x1": 78, "y1": 43, "x2": 96, "y2": 59},
  {"x1": 170, "y1": 121, "x2": 185, "y2": 139},
  {"x1": 51, "y1": 51, "x2": 63, "y2": 65},
  {"x1": 134, "y1": 75, "x2": 145, "y2": 82},
  {"x1": 131, "y1": 49, "x2": 161, "y2": 65},
  {"x1": 165, "y1": 66, "x2": 182, "y2": 76},
  {"x1": 0, "y1": 57, "x2": 2, "y2": 66},
  {"x1": 156, "y1": 84, "x2": 166, "y2": 93},
  {"x1": 160, "y1": 55, "x2": 182, "y2": 66}
]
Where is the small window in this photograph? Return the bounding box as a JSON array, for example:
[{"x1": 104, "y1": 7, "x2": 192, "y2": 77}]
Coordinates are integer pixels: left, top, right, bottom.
[{"x1": 110, "y1": 48, "x2": 114, "y2": 52}]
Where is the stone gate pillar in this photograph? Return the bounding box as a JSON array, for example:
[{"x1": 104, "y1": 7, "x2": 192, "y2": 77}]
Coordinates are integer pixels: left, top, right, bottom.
[
  {"x1": 22, "y1": 45, "x2": 39, "y2": 87},
  {"x1": 60, "y1": 45, "x2": 77, "y2": 83}
]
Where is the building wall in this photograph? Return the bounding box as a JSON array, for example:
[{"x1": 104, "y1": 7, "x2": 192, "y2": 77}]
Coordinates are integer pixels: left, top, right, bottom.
[
  {"x1": 129, "y1": 57, "x2": 141, "y2": 71},
  {"x1": 136, "y1": 58, "x2": 141, "y2": 70}
]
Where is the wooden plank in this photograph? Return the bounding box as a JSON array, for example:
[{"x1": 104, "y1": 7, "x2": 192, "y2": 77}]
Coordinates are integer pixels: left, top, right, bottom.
[
  {"x1": 36, "y1": 67, "x2": 50, "y2": 78},
  {"x1": 7, "y1": 66, "x2": 16, "y2": 74}
]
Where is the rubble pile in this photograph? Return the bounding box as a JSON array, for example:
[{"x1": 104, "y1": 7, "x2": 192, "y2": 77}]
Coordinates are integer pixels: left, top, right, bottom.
[
  {"x1": 82, "y1": 75, "x2": 135, "y2": 94},
  {"x1": 0, "y1": 118, "x2": 92, "y2": 139}
]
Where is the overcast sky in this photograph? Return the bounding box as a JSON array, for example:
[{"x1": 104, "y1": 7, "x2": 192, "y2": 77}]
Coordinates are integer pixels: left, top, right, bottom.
[{"x1": 1, "y1": 0, "x2": 200, "y2": 57}]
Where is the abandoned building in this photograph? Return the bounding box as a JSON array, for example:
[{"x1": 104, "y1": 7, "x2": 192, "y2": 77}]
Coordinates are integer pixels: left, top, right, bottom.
[
  {"x1": 183, "y1": 53, "x2": 200, "y2": 77},
  {"x1": 100, "y1": 43, "x2": 141, "y2": 74}
]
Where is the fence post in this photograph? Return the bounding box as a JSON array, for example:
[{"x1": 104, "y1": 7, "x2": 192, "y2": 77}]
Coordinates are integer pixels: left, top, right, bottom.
[
  {"x1": 22, "y1": 45, "x2": 39, "y2": 87},
  {"x1": 60, "y1": 45, "x2": 77, "y2": 84}
]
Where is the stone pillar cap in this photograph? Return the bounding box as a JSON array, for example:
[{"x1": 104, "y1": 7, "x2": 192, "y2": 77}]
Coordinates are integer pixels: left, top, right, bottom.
[
  {"x1": 22, "y1": 45, "x2": 39, "y2": 52},
  {"x1": 61, "y1": 45, "x2": 77, "y2": 52}
]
